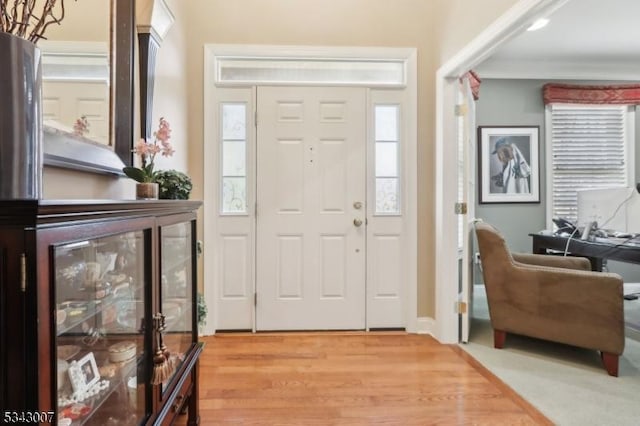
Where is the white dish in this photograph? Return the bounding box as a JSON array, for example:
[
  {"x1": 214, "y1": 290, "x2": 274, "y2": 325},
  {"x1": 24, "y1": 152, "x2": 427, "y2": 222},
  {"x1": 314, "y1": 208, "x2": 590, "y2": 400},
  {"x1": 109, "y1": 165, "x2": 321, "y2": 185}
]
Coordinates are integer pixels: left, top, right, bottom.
[{"x1": 108, "y1": 341, "x2": 136, "y2": 363}]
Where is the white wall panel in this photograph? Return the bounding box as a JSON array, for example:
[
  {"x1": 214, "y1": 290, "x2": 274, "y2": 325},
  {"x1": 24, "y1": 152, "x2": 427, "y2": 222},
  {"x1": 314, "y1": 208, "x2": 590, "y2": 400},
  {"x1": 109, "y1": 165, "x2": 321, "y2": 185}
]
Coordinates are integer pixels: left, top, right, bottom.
[
  {"x1": 321, "y1": 235, "x2": 346, "y2": 298},
  {"x1": 43, "y1": 98, "x2": 60, "y2": 120},
  {"x1": 320, "y1": 139, "x2": 347, "y2": 212},
  {"x1": 221, "y1": 235, "x2": 248, "y2": 298},
  {"x1": 372, "y1": 235, "x2": 401, "y2": 298},
  {"x1": 277, "y1": 235, "x2": 303, "y2": 298},
  {"x1": 76, "y1": 98, "x2": 108, "y2": 140},
  {"x1": 277, "y1": 102, "x2": 304, "y2": 122},
  {"x1": 320, "y1": 102, "x2": 346, "y2": 122},
  {"x1": 277, "y1": 139, "x2": 304, "y2": 212}
]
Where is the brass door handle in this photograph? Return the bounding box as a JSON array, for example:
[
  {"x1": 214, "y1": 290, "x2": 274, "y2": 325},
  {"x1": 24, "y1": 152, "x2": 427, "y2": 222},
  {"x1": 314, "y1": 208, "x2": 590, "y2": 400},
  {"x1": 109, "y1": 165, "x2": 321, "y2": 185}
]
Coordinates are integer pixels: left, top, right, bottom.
[{"x1": 353, "y1": 218, "x2": 363, "y2": 227}]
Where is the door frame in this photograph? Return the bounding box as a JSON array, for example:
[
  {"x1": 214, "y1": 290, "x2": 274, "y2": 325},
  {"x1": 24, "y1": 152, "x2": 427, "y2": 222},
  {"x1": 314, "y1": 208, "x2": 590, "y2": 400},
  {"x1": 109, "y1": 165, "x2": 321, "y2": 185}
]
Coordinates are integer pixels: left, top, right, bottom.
[
  {"x1": 203, "y1": 45, "x2": 418, "y2": 334},
  {"x1": 434, "y1": 0, "x2": 570, "y2": 343}
]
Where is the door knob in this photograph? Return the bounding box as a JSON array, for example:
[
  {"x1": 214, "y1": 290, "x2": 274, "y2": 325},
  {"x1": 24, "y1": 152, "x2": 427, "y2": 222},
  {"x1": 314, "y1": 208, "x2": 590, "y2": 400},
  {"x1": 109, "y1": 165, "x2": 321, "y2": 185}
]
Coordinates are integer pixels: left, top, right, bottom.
[{"x1": 353, "y1": 218, "x2": 363, "y2": 227}]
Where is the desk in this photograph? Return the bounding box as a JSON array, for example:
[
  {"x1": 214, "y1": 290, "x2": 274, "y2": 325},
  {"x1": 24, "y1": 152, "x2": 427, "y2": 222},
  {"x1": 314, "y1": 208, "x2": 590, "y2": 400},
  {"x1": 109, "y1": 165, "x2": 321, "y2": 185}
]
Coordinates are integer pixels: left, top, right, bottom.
[{"x1": 530, "y1": 234, "x2": 640, "y2": 271}]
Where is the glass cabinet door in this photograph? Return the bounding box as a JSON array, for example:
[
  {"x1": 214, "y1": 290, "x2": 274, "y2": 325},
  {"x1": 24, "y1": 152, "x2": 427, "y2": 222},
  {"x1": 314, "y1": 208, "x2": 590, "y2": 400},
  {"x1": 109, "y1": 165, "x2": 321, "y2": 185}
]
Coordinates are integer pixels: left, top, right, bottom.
[
  {"x1": 159, "y1": 222, "x2": 194, "y2": 392},
  {"x1": 54, "y1": 231, "x2": 148, "y2": 425}
]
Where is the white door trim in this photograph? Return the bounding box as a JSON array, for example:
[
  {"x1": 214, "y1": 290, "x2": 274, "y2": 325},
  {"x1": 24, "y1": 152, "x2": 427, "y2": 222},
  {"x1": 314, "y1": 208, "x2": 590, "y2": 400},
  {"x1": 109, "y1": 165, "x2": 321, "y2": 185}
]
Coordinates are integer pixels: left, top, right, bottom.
[
  {"x1": 203, "y1": 45, "x2": 418, "y2": 334},
  {"x1": 434, "y1": 0, "x2": 570, "y2": 343}
]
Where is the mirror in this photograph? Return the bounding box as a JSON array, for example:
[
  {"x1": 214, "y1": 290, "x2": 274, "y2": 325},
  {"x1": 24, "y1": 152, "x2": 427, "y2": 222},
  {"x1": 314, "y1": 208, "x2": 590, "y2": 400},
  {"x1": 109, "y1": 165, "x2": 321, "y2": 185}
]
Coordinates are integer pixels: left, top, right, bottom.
[{"x1": 42, "y1": 0, "x2": 134, "y2": 174}]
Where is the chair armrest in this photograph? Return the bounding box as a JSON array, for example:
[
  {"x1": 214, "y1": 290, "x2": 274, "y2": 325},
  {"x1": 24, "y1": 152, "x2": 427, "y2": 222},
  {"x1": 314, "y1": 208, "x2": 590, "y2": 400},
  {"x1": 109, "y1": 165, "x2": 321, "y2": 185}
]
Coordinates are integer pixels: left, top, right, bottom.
[
  {"x1": 502, "y1": 265, "x2": 625, "y2": 354},
  {"x1": 512, "y1": 252, "x2": 591, "y2": 271}
]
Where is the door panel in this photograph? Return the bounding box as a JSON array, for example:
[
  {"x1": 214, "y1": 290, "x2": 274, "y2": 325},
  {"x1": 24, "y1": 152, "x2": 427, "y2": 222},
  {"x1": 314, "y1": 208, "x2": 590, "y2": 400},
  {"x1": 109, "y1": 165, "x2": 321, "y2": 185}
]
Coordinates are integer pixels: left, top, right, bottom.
[
  {"x1": 256, "y1": 86, "x2": 366, "y2": 330},
  {"x1": 366, "y1": 90, "x2": 406, "y2": 328},
  {"x1": 459, "y1": 77, "x2": 477, "y2": 343},
  {"x1": 215, "y1": 88, "x2": 255, "y2": 330},
  {"x1": 43, "y1": 81, "x2": 109, "y2": 144}
]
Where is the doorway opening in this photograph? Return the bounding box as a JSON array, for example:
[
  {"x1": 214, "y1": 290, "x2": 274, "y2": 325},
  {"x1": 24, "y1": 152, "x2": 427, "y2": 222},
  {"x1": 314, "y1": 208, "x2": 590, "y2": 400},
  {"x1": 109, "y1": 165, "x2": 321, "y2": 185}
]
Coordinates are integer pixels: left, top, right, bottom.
[{"x1": 435, "y1": 0, "x2": 571, "y2": 343}]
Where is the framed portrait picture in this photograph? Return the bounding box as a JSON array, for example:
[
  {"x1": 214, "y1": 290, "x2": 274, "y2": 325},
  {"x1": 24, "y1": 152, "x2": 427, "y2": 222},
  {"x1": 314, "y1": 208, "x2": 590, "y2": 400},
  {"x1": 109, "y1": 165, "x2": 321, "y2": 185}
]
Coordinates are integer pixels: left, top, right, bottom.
[
  {"x1": 478, "y1": 126, "x2": 540, "y2": 204},
  {"x1": 68, "y1": 352, "x2": 100, "y2": 394}
]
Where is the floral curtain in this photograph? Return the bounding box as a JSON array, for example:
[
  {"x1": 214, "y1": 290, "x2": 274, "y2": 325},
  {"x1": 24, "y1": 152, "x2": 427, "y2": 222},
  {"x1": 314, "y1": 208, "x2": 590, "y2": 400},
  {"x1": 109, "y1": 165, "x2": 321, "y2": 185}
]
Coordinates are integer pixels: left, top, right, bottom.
[
  {"x1": 460, "y1": 70, "x2": 481, "y2": 100},
  {"x1": 543, "y1": 83, "x2": 640, "y2": 105}
]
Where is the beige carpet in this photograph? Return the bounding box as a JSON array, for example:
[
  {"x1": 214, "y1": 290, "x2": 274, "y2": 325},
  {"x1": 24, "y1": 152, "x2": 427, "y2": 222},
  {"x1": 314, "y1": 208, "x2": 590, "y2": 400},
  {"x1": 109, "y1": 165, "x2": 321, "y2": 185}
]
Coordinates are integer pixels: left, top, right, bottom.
[{"x1": 460, "y1": 286, "x2": 640, "y2": 426}]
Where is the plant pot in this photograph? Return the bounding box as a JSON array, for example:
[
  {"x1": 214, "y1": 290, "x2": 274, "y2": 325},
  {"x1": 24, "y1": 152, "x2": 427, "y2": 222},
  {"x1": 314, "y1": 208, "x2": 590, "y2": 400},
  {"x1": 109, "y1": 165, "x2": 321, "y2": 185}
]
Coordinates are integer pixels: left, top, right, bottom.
[
  {"x1": 0, "y1": 33, "x2": 42, "y2": 199},
  {"x1": 136, "y1": 182, "x2": 159, "y2": 200}
]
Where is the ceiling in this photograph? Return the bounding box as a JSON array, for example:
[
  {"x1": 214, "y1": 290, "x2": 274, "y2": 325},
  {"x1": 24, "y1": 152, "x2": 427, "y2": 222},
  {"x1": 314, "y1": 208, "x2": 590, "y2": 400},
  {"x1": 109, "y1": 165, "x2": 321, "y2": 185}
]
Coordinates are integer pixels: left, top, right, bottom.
[{"x1": 475, "y1": 0, "x2": 640, "y2": 80}]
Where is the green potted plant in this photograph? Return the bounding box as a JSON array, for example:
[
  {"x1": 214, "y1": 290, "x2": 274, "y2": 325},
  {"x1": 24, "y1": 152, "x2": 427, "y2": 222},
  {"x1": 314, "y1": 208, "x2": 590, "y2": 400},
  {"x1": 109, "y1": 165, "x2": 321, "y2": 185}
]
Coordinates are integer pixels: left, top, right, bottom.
[
  {"x1": 154, "y1": 169, "x2": 193, "y2": 200},
  {"x1": 197, "y1": 293, "x2": 207, "y2": 332}
]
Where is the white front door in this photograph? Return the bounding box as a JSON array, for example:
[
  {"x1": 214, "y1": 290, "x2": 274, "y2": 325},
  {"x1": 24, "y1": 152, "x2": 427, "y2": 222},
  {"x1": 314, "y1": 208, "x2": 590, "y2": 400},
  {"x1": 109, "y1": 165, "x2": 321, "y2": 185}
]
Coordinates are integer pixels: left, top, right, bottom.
[{"x1": 256, "y1": 86, "x2": 367, "y2": 330}]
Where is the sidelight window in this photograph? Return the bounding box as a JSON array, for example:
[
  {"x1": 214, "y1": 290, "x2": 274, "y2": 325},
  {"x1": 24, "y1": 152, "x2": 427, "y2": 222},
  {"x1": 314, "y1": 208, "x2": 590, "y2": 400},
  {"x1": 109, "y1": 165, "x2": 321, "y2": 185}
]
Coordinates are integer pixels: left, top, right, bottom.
[
  {"x1": 221, "y1": 103, "x2": 247, "y2": 214},
  {"x1": 374, "y1": 104, "x2": 401, "y2": 214}
]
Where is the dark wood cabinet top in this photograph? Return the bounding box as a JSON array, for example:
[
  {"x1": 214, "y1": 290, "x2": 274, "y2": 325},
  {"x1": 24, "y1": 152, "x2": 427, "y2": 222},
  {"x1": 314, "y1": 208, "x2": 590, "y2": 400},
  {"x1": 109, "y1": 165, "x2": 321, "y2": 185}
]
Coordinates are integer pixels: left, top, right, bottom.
[{"x1": 0, "y1": 199, "x2": 202, "y2": 226}]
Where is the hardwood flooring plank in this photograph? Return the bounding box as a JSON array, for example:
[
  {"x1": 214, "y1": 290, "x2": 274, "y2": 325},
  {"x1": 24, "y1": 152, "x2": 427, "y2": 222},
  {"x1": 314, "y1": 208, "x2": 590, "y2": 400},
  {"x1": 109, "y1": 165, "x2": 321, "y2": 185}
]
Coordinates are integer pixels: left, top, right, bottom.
[{"x1": 177, "y1": 332, "x2": 551, "y2": 425}]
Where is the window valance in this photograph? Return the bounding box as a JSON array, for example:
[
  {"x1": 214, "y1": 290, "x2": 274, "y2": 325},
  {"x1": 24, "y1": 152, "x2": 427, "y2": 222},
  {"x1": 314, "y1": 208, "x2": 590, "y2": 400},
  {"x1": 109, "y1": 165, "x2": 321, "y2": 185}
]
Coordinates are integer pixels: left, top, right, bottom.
[{"x1": 543, "y1": 83, "x2": 640, "y2": 105}]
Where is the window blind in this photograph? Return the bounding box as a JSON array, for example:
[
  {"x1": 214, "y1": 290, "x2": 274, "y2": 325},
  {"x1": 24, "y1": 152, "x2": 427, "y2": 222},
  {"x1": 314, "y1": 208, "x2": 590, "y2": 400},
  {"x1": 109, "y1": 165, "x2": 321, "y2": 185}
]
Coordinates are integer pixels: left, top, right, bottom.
[{"x1": 549, "y1": 104, "x2": 630, "y2": 223}]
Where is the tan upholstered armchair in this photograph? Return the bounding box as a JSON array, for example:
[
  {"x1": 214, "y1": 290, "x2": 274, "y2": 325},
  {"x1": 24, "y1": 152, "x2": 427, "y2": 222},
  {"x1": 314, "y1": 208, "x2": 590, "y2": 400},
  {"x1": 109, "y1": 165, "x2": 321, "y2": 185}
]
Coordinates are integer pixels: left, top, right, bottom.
[{"x1": 474, "y1": 222, "x2": 625, "y2": 376}]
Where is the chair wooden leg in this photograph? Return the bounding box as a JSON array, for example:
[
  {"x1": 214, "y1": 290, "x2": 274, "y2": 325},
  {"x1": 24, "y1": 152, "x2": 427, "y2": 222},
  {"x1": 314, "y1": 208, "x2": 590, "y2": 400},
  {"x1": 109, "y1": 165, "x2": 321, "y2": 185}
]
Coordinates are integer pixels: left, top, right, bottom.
[
  {"x1": 493, "y1": 330, "x2": 506, "y2": 349},
  {"x1": 601, "y1": 352, "x2": 619, "y2": 377}
]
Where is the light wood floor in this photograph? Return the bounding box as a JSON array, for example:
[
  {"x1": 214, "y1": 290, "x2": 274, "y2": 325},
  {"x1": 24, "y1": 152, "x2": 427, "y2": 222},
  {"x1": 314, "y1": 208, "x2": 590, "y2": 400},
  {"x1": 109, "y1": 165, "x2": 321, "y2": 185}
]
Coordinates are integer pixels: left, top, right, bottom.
[{"x1": 188, "y1": 332, "x2": 551, "y2": 425}]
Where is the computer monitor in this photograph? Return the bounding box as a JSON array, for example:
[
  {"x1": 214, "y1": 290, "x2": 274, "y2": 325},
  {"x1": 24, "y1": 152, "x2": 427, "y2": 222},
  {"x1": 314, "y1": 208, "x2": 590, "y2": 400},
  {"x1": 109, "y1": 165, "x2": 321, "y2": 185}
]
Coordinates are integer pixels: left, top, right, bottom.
[
  {"x1": 626, "y1": 190, "x2": 640, "y2": 234},
  {"x1": 576, "y1": 187, "x2": 629, "y2": 232}
]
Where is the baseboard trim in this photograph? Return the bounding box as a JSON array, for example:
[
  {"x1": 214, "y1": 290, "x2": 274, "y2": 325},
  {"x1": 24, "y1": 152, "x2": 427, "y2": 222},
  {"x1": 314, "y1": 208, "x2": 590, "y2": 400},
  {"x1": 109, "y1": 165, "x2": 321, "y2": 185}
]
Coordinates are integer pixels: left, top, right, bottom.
[{"x1": 415, "y1": 317, "x2": 436, "y2": 336}]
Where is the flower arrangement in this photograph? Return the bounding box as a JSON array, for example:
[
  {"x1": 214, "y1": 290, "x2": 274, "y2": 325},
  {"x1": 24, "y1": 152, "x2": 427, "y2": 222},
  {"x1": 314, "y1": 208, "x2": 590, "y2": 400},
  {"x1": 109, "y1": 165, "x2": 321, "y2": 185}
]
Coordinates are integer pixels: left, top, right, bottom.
[
  {"x1": 1, "y1": 0, "x2": 73, "y2": 43},
  {"x1": 73, "y1": 115, "x2": 89, "y2": 137},
  {"x1": 123, "y1": 117, "x2": 175, "y2": 183}
]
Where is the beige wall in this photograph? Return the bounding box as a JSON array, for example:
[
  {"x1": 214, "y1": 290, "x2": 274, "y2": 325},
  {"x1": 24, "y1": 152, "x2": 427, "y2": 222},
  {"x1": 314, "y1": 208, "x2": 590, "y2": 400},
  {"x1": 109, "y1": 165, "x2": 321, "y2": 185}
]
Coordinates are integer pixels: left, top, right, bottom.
[
  {"x1": 183, "y1": 0, "x2": 437, "y2": 314},
  {"x1": 43, "y1": 0, "x2": 522, "y2": 319},
  {"x1": 433, "y1": 0, "x2": 520, "y2": 65},
  {"x1": 149, "y1": 0, "x2": 190, "y2": 173},
  {"x1": 45, "y1": 0, "x2": 109, "y2": 42},
  {"x1": 183, "y1": 0, "x2": 520, "y2": 318},
  {"x1": 428, "y1": 0, "x2": 520, "y2": 317}
]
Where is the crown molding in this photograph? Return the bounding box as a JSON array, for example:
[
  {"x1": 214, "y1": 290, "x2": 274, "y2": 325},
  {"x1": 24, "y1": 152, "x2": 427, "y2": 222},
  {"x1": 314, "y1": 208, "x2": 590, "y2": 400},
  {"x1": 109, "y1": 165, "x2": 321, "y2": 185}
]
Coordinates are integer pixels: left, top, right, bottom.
[
  {"x1": 136, "y1": 0, "x2": 175, "y2": 43},
  {"x1": 476, "y1": 58, "x2": 640, "y2": 81}
]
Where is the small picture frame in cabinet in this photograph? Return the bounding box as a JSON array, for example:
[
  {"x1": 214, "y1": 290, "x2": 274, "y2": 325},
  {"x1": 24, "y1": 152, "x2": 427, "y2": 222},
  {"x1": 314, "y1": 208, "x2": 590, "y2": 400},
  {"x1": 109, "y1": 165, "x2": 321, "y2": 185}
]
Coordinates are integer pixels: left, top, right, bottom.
[{"x1": 68, "y1": 352, "x2": 100, "y2": 394}]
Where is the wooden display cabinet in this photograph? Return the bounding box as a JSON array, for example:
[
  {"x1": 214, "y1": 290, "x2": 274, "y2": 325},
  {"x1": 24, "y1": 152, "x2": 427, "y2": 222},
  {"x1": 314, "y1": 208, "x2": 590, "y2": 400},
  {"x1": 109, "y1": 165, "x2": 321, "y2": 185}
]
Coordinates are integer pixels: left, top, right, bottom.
[{"x1": 0, "y1": 200, "x2": 203, "y2": 425}]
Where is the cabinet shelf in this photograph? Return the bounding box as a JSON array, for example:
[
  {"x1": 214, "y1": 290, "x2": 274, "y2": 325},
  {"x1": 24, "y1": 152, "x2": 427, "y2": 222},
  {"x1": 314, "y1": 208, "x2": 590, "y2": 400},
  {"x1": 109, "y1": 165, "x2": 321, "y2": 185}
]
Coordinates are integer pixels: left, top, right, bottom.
[
  {"x1": 57, "y1": 293, "x2": 145, "y2": 336},
  {"x1": 64, "y1": 356, "x2": 140, "y2": 426}
]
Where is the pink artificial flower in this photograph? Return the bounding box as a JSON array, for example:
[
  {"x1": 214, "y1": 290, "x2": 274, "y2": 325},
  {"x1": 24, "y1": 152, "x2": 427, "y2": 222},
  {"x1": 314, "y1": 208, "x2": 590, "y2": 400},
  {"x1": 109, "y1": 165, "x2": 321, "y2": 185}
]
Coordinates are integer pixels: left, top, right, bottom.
[
  {"x1": 134, "y1": 138, "x2": 149, "y2": 156},
  {"x1": 148, "y1": 143, "x2": 162, "y2": 155},
  {"x1": 73, "y1": 116, "x2": 90, "y2": 137},
  {"x1": 161, "y1": 143, "x2": 175, "y2": 157},
  {"x1": 154, "y1": 117, "x2": 171, "y2": 143},
  {"x1": 124, "y1": 117, "x2": 176, "y2": 183}
]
